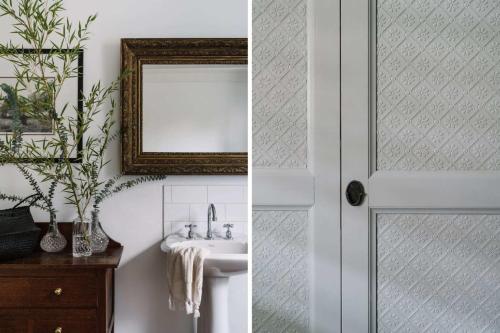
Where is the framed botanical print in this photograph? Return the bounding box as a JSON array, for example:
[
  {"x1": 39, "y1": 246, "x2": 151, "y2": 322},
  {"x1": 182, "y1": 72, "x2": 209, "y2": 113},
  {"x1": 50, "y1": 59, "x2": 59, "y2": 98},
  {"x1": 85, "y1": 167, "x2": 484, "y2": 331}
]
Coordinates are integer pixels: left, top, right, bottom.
[{"x1": 0, "y1": 48, "x2": 83, "y2": 162}]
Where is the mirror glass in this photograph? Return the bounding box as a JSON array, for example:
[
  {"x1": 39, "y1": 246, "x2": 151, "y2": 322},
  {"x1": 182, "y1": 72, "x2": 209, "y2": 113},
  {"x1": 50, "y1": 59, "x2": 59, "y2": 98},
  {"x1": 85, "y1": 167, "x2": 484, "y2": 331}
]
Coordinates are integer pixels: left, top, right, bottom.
[{"x1": 142, "y1": 64, "x2": 248, "y2": 153}]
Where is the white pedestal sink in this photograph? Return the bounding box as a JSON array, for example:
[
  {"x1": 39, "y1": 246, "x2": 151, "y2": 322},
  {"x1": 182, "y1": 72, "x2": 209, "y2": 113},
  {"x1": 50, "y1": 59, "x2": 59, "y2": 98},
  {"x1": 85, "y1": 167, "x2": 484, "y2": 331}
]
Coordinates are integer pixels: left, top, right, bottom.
[{"x1": 161, "y1": 235, "x2": 248, "y2": 333}]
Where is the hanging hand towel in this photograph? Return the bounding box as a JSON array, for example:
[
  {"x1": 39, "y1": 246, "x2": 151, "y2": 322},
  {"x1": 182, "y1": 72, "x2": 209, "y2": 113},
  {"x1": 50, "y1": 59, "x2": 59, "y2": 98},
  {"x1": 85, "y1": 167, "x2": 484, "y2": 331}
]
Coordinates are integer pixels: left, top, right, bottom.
[{"x1": 166, "y1": 246, "x2": 208, "y2": 317}]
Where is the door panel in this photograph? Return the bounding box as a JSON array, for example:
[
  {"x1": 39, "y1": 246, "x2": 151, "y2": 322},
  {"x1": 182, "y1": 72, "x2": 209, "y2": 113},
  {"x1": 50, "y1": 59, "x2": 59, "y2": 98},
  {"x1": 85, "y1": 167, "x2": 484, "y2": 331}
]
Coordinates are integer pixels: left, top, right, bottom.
[
  {"x1": 341, "y1": 0, "x2": 500, "y2": 332},
  {"x1": 376, "y1": 0, "x2": 500, "y2": 172},
  {"x1": 376, "y1": 213, "x2": 500, "y2": 332}
]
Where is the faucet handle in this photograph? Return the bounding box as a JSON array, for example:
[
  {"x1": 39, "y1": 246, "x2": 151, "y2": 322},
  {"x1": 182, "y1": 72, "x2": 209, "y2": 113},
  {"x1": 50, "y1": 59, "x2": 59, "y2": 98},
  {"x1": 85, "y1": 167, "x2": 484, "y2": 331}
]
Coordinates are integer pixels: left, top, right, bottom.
[
  {"x1": 185, "y1": 224, "x2": 197, "y2": 239},
  {"x1": 223, "y1": 224, "x2": 234, "y2": 240}
]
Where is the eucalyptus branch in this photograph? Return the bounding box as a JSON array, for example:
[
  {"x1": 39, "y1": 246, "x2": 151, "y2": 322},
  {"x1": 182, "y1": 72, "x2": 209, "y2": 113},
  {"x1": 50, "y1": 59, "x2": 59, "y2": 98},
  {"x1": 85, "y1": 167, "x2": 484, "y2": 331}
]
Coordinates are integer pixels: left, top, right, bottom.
[
  {"x1": 0, "y1": 192, "x2": 27, "y2": 204},
  {"x1": 93, "y1": 175, "x2": 167, "y2": 210},
  {"x1": 0, "y1": 0, "x2": 144, "y2": 222},
  {"x1": 15, "y1": 164, "x2": 58, "y2": 215},
  {"x1": 0, "y1": 191, "x2": 47, "y2": 211},
  {"x1": 46, "y1": 177, "x2": 57, "y2": 218}
]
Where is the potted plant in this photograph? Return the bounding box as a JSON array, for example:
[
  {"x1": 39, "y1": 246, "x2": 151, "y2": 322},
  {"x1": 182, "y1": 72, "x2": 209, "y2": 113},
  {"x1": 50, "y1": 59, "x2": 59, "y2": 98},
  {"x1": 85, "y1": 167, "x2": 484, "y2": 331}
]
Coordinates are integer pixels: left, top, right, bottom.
[
  {"x1": 0, "y1": 82, "x2": 68, "y2": 252},
  {"x1": 0, "y1": 0, "x2": 165, "y2": 256}
]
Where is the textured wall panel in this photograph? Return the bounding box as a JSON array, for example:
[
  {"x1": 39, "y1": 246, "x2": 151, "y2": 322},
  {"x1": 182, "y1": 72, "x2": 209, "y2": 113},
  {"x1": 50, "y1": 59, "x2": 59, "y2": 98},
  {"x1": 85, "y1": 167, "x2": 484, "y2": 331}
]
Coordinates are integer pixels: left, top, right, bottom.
[
  {"x1": 377, "y1": 214, "x2": 500, "y2": 332},
  {"x1": 377, "y1": 0, "x2": 500, "y2": 170},
  {"x1": 253, "y1": 0, "x2": 310, "y2": 331},
  {"x1": 253, "y1": 210, "x2": 309, "y2": 332},
  {"x1": 253, "y1": 0, "x2": 308, "y2": 168}
]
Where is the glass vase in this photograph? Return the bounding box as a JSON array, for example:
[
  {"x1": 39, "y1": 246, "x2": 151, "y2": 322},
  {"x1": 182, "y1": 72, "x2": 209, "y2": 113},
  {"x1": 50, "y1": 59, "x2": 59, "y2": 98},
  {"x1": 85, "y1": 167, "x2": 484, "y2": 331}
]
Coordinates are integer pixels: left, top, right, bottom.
[
  {"x1": 72, "y1": 218, "x2": 92, "y2": 257},
  {"x1": 90, "y1": 210, "x2": 109, "y2": 253},
  {"x1": 40, "y1": 213, "x2": 67, "y2": 253}
]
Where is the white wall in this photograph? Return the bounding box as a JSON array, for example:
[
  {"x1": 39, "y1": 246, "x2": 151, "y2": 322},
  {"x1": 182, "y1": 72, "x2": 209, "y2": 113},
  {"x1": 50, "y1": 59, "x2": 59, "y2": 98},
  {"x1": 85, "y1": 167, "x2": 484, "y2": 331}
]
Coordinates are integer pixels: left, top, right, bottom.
[{"x1": 0, "y1": 1, "x2": 248, "y2": 332}]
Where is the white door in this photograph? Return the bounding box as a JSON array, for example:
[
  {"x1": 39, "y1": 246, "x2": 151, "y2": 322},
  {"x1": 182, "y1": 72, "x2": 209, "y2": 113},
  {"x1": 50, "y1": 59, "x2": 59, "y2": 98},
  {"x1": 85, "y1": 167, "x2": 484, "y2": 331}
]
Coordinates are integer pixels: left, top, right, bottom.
[{"x1": 341, "y1": 0, "x2": 500, "y2": 332}]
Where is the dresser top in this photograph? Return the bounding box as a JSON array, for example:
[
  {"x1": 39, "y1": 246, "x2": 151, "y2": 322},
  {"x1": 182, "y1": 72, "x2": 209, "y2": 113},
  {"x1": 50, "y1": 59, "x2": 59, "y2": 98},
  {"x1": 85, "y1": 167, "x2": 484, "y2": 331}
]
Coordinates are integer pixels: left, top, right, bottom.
[{"x1": 0, "y1": 223, "x2": 123, "y2": 269}]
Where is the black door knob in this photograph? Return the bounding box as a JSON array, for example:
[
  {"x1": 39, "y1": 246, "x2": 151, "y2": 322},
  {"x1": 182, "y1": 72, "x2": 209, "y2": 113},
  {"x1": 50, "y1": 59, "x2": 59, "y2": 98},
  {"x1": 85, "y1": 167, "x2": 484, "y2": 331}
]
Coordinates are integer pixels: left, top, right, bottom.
[{"x1": 345, "y1": 180, "x2": 366, "y2": 206}]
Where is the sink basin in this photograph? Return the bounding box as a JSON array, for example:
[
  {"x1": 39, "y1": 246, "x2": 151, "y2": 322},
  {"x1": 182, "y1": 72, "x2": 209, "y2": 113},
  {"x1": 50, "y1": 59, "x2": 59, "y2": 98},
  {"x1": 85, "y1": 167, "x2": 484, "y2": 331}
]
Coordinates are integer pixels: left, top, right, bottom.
[
  {"x1": 161, "y1": 233, "x2": 248, "y2": 333},
  {"x1": 161, "y1": 234, "x2": 248, "y2": 277}
]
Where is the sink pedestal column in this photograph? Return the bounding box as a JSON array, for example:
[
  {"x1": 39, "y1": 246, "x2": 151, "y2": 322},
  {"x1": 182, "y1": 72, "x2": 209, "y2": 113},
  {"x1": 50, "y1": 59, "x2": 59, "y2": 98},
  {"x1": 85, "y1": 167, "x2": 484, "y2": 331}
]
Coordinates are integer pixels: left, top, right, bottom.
[{"x1": 198, "y1": 276, "x2": 230, "y2": 333}]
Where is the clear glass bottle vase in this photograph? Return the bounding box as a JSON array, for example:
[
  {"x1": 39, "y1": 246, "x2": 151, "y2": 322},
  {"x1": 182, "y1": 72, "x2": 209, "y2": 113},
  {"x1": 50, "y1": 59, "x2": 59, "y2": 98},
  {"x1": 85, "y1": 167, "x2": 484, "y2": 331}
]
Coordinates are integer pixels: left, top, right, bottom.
[
  {"x1": 72, "y1": 218, "x2": 92, "y2": 257},
  {"x1": 90, "y1": 210, "x2": 110, "y2": 253},
  {"x1": 40, "y1": 212, "x2": 67, "y2": 253}
]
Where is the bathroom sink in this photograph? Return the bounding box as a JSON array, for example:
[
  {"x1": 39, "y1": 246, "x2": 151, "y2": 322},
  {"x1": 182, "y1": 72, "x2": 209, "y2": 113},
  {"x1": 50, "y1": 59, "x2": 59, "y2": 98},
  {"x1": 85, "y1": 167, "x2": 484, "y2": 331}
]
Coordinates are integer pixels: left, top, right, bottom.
[
  {"x1": 162, "y1": 234, "x2": 248, "y2": 333},
  {"x1": 161, "y1": 234, "x2": 248, "y2": 277}
]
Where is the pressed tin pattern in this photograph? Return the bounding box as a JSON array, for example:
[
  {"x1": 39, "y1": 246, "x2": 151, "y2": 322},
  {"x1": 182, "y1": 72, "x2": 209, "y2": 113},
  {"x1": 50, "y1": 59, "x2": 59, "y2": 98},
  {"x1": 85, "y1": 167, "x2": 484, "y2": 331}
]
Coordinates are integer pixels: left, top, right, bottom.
[
  {"x1": 377, "y1": 0, "x2": 500, "y2": 170},
  {"x1": 252, "y1": 0, "x2": 309, "y2": 330},
  {"x1": 252, "y1": 0, "x2": 308, "y2": 168},
  {"x1": 253, "y1": 211, "x2": 309, "y2": 332},
  {"x1": 377, "y1": 214, "x2": 500, "y2": 332}
]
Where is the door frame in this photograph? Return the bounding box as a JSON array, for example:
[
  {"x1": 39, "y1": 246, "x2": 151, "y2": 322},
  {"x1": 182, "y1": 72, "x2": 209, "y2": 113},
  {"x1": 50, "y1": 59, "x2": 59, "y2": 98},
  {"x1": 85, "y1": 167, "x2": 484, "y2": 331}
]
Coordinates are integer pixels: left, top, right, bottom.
[
  {"x1": 340, "y1": 0, "x2": 371, "y2": 331},
  {"x1": 309, "y1": 0, "x2": 341, "y2": 331}
]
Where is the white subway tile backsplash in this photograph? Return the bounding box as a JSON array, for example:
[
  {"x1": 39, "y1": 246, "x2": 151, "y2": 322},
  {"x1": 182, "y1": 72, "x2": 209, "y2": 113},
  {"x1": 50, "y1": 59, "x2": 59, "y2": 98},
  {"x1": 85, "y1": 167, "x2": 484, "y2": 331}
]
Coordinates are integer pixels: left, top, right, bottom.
[
  {"x1": 168, "y1": 221, "x2": 246, "y2": 239},
  {"x1": 163, "y1": 221, "x2": 172, "y2": 235},
  {"x1": 214, "y1": 204, "x2": 226, "y2": 221},
  {"x1": 226, "y1": 222, "x2": 248, "y2": 237},
  {"x1": 242, "y1": 186, "x2": 248, "y2": 202},
  {"x1": 163, "y1": 186, "x2": 172, "y2": 203},
  {"x1": 226, "y1": 204, "x2": 248, "y2": 221},
  {"x1": 189, "y1": 204, "x2": 206, "y2": 221},
  {"x1": 171, "y1": 222, "x2": 211, "y2": 237},
  {"x1": 170, "y1": 222, "x2": 191, "y2": 236},
  {"x1": 165, "y1": 204, "x2": 190, "y2": 222},
  {"x1": 208, "y1": 186, "x2": 246, "y2": 203},
  {"x1": 171, "y1": 186, "x2": 207, "y2": 203},
  {"x1": 207, "y1": 222, "x2": 223, "y2": 235},
  {"x1": 163, "y1": 176, "x2": 247, "y2": 186},
  {"x1": 189, "y1": 203, "x2": 226, "y2": 222},
  {"x1": 164, "y1": 183, "x2": 247, "y2": 238}
]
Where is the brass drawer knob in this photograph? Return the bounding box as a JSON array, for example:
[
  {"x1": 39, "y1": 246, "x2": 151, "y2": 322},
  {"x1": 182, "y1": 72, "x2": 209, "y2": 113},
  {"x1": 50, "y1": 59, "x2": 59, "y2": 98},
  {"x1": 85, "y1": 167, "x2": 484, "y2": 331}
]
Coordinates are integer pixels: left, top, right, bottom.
[
  {"x1": 55, "y1": 327, "x2": 62, "y2": 333},
  {"x1": 54, "y1": 288, "x2": 63, "y2": 296}
]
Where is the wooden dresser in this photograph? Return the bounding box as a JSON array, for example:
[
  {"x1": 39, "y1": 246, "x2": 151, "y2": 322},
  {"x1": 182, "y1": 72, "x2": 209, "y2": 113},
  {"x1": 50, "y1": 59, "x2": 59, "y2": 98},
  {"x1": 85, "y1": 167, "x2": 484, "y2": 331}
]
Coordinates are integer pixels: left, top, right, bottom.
[{"x1": 0, "y1": 223, "x2": 123, "y2": 333}]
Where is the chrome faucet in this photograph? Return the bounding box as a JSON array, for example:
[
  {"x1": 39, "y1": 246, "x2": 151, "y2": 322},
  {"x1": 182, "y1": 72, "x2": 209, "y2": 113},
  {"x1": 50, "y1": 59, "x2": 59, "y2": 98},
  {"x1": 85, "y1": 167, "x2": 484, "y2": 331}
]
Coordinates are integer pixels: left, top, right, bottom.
[{"x1": 206, "y1": 203, "x2": 217, "y2": 240}]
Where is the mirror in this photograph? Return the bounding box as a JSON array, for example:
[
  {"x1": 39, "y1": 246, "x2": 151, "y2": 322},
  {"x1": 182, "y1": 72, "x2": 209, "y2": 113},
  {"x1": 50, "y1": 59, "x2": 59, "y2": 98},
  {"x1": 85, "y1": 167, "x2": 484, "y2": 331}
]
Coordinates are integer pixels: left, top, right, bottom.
[
  {"x1": 142, "y1": 64, "x2": 247, "y2": 153},
  {"x1": 121, "y1": 38, "x2": 247, "y2": 175}
]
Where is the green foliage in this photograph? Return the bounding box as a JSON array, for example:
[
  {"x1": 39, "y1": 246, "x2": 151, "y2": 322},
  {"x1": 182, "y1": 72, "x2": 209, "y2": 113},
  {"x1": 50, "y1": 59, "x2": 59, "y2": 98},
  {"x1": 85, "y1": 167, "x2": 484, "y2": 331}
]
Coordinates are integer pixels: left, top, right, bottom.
[
  {"x1": 0, "y1": 83, "x2": 57, "y2": 218},
  {"x1": 0, "y1": 0, "x2": 123, "y2": 221},
  {"x1": 0, "y1": 167, "x2": 57, "y2": 214},
  {"x1": 0, "y1": 82, "x2": 56, "y2": 216},
  {"x1": 0, "y1": 83, "x2": 22, "y2": 152},
  {"x1": 16, "y1": 164, "x2": 58, "y2": 216},
  {"x1": 0, "y1": 191, "x2": 46, "y2": 210},
  {"x1": 93, "y1": 175, "x2": 167, "y2": 210}
]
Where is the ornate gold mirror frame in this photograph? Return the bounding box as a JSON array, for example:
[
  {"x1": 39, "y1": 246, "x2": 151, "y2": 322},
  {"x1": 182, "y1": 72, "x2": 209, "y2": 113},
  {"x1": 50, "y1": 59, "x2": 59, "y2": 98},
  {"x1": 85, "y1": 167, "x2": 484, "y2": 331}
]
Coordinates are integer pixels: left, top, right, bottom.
[{"x1": 121, "y1": 38, "x2": 248, "y2": 175}]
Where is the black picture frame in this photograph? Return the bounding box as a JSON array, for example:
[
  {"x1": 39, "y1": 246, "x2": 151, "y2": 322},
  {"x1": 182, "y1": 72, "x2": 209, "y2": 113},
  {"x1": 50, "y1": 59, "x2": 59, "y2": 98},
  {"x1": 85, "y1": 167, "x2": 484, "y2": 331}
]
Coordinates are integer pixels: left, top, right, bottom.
[{"x1": 0, "y1": 48, "x2": 83, "y2": 163}]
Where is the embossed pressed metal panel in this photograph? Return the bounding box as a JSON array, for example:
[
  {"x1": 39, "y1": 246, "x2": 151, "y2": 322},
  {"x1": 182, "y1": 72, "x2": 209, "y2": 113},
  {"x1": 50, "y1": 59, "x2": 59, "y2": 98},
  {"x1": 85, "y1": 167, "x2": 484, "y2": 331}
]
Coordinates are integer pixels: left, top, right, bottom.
[
  {"x1": 253, "y1": 0, "x2": 310, "y2": 331},
  {"x1": 377, "y1": 214, "x2": 500, "y2": 332},
  {"x1": 253, "y1": 0, "x2": 308, "y2": 168},
  {"x1": 377, "y1": 0, "x2": 500, "y2": 170},
  {"x1": 253, "y1": 211, "x2": 309, "y2": 332}
]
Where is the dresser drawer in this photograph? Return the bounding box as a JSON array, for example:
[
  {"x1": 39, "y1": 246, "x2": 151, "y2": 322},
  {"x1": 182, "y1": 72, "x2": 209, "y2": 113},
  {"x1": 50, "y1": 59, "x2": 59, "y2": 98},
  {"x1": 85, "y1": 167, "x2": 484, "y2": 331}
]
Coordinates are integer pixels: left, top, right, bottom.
[
  {"x1": 0, "y1": 309, "x2": 97, "y2": 333},
  {"x1": 0, "y1": 276, "x2": 97, "y2": 308},
  {"x1": 33, "y1": 318, "x2": 97, "y2": 333},
  {"x1": 30, "y1": 276, "x2": 97, "y2": 308},
  {"x1": 0, "y1": 227, "x2": 121, "y2": 333},
  {"x1": 0, "y1": 319, "x2": 29, "y2": 333},
  {"x1": 0, "y1": 278, "x2": 31, "y2": 307}
]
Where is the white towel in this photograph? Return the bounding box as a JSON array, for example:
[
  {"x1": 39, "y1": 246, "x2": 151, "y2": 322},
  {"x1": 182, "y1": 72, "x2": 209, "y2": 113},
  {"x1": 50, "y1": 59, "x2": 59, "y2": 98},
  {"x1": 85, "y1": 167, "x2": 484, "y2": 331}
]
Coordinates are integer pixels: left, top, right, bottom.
[{"x1": 166, "y1": 246, "x2": 208, "y2": 317}]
